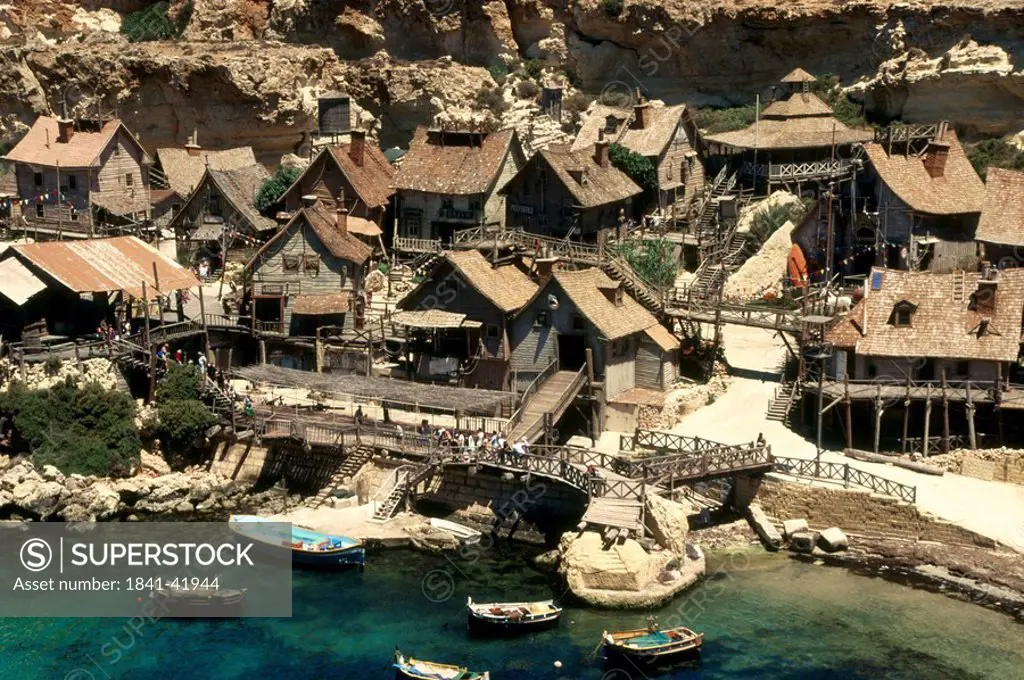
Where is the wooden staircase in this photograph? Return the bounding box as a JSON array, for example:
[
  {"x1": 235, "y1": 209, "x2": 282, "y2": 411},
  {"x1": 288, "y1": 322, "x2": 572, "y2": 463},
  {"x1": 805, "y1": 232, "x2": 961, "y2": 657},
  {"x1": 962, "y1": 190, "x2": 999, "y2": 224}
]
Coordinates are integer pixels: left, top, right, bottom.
[
  {"x1": 308, "y1": 445, "x2": 374, "y2": 509},
  {"x1": 508, "y1": 368, "x2": 587, "y2": 444},
  {"x1": 601, "y1": 255, "x2": 665, "y2": 317},
  {"x1": 767, "y1": 380, "x2": 800, "y2": 425},
  {"x1": 371, "y1": 462, "x2": 436, "y2": 522}
]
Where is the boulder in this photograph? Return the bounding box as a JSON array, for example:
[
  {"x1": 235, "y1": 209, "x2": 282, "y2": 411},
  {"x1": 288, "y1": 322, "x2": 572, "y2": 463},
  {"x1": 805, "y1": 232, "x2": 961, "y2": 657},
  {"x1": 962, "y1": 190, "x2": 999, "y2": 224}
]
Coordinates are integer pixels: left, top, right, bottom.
[
  {"x1": 139, "y1": 451, "x2": 171, "y2": 477},
  {"x1": 12, "y1": 479, "x2": 64, "y2": 517},
  {"x1": 40, "y1": 465, "x2": 65, "y2": 484},
  {"x1": 746, "y1": 503, "x2": 783, "y2": 551},
  {"x1": 818, "y1": 527, "x2": 849, "y2": 553},
  {"x1": 782, "y1": 518, "x2": 809, "y2": 539},
  {"x1": 789, "y1": 530, "x2": 819, "y2": 554},
  {"x1": 644, "y1": 493, "x2": 694, "y2": 556}
]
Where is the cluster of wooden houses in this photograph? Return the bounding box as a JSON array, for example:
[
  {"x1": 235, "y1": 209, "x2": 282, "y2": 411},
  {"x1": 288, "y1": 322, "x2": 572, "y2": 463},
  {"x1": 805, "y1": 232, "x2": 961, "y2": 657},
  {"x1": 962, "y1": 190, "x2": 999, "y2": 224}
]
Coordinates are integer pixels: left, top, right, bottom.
[{"x1": 3, "y1": 67, "x2": 1024, "y2": 442}]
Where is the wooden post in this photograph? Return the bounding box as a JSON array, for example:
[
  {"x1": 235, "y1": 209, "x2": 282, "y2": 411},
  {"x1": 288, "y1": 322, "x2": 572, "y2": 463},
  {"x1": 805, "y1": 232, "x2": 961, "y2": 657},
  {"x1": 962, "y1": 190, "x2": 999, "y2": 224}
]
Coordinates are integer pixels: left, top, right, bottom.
[
  {"x1": 258, "y1": 339, "x2": 267, "y2": 365},
  {"x1": 152, "y1": 262, "x2": 163, "y2": 325},
  {"x1": 142, "y1": 281, "x2": 155, "y2": 404},
  {"x1": 996, "y1": 365, "x2": 1004, "y2": 446},
  {"x1": 966, "y1": 381, "x2": 977, "y2": 450},
  {"x1": 872, "y1": 386, "x2": 883, "y2": 454},
  {"x1": 365, "y1": 340, "x2": 373, "y2": 377},
  {"x1": 922, "y1": 384, "x2": 932, "y2": 457},
  {"x1": 941, "y1": 368, "x2": 950, "y2": 454},
  {"x1": 843, "y1": 375, "x2": 852, "y2": 450},
  {"x1": 314, "y1": 328, "x2": 323, "y2": 374},
  {"x1": 198, "y1": 284, "x2": 210, "y2": 354}
]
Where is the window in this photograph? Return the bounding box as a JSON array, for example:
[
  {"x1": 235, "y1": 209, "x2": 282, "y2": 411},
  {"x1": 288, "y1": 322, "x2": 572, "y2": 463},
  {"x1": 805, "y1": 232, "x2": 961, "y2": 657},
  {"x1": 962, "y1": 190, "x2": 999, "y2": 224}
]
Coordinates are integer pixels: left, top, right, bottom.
[
  {"x1": 171, "y1": 203, "x2": 181, "y2": 216},
  {"x1": 486, "y1": 324, "x2": 500, "y2": 339},
  {"x1": 340, "y1": 264, "x2": 349, "y2": 287},
  {"x1": 955, "y1": 361, "x2": 969, "y2": 376},
  {"x1": 35, "y1": 203, "x2": 44, "y2": 218},
  {"x1": 895, "y1": 309, "x2": 912, "y2": 326},
  {"x1": 572, "y1": 313, "x2": 586, "y2": 331},
  {"x1": 114, "y1": 146, "x2": 121, "y2": 156},
  {"x1": 441, "y1": 198, "x2": 454, "y2": 210},
  {"x1": 125, "y1": 173, "x2": 134, "y2": 187},
  {"x1": 209, "y1": 195, "x2": 221, "y2": 214},
  {"x1": 68, "y1": 175, "x2": 77, "y2": 190},
  {"x1": 303, "y1": 254, "x2": 320, "y2": 275},
  {"x1": 867, "y1": 362, "x2": 877, "y2": 378},
  {"x1": 534, "y1": 310, "x2": 549, "y2": 327},
  {"x1": 282, "y1": 254, "x2": 301, "y2": 273},
  {"x1": 33, "y1": 172, "x2": 43, "y2": 187},
  {"x1": 469, "y1": 198, "x2": 481, "y2": 212}
]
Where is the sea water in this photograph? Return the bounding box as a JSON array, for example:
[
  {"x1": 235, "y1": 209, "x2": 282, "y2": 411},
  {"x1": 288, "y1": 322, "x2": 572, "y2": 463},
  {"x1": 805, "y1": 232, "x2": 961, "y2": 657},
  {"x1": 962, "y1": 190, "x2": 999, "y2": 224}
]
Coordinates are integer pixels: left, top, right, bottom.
[{"x1": 2, "y1": 549, "x2": 1021, "y2": 679}]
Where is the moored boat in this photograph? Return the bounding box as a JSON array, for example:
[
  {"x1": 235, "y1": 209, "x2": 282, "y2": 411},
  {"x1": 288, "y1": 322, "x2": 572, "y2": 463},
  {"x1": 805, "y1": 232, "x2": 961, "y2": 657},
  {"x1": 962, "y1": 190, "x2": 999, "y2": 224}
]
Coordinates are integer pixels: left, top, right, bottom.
[
  {"x1": 150, "y1": 586, "x2": 247, "y2": 614},
  {"x1": 393, "y1": 647, "x2": 489, "y2": 680},
  {"x1": 430, "y1": 518, "x2": 483, "y2": 546},
  {"x1": 228, "y1": 515, "x2": 365, "y2": 568},
  {"x1": 602, "y1": 619, "x2": 703, "y2": 664},
  {"x1": 466, "y1": 596, "x2": 562, "y2": 634}
]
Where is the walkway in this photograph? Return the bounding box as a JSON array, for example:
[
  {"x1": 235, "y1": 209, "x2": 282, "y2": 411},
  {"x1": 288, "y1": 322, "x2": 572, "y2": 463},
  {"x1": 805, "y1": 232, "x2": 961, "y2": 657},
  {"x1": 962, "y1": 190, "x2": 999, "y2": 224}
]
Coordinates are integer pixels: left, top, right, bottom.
[{"x1": 507, "y1": 368, "x2": 587, "y2": 443}]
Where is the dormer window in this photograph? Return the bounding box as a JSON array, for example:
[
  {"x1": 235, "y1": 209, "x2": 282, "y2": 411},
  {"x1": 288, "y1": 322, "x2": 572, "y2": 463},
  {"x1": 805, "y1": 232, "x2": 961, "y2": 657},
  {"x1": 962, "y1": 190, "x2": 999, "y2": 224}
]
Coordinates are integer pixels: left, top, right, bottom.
[{"x1": 890, "y1": 300, "x2": 917, "y2": 327}]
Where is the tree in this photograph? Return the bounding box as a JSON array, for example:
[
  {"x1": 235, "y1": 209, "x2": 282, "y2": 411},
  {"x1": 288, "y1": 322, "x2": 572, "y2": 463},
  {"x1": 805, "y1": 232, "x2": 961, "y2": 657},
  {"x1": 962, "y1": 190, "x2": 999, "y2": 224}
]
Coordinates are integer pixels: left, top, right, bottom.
[
  {"x1": 256, "y1": 165, "x2": 303, "y2": 213},
  {"x1": 968, "y1": 139, "x2": 1024, "y2": 179},
  {"x1": 746, "y1": 201, "x2": 807, "y2": 255},
  {"x1": 609, "y1": 143, "x2": 658, "y2": 192},
  {"x1": 154, "y1": 365, "x2": 217, "y2": 455},
  {"x1": 615, "y1": 239, "x2": 677, "y2": 289},
  {"x1": 156, "y1": 364, "x2": 203, "y2": 404},
  {"x1": 120, "y1": 1, "x2": 189, "y2": 43}
]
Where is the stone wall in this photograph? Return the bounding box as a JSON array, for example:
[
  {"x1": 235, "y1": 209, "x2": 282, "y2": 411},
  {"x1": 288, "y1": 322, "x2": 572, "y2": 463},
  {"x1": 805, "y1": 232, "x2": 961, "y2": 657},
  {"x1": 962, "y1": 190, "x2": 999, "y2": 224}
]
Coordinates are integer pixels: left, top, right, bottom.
[
  {"x1": 419, "y1": 465, "x2": 587, "y2": 533},
  {"x1": 755, "y1": 476, "x2": 996, "y2": 548},
  {"x1": 960, "y1": 455, "x2": 1024, "y2": 486}
]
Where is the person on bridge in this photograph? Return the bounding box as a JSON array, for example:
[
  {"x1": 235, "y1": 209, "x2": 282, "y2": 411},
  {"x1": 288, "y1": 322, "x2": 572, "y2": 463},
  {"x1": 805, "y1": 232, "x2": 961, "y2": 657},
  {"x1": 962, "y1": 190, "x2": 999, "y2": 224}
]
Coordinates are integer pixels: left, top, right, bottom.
[
  {"x1": 355, "y1": 406, "x2": 365, "y2": 426},
  {"x1": 756, "y1": 433, "x2": 766, "y2": 447}
]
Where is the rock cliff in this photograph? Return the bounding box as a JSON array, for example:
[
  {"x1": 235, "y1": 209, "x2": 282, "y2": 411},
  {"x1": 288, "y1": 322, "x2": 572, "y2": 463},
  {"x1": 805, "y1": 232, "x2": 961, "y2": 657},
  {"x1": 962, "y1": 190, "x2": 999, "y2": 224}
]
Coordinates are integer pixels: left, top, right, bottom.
[{"x1": 0, "y1": 0, "x2": 1022, "y2": 159}]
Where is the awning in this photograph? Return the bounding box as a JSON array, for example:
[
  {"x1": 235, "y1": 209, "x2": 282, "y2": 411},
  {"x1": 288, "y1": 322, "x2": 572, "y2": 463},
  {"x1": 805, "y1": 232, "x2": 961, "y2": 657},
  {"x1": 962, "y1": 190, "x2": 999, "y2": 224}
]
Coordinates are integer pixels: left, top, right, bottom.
[
  {"x1": 0, "y1": 257, "x2": 47, "y2": 306},
  {"x1": 391, "y1": 310, "x2": 483, "y2": 329},
  {"x1": 291, "y1": 293, "x2": 351, "y2": 315},
  {"x1": 345, "y1": 216, "x2": 383, "y2": 238},
  {"x1": 191, "y1": 224, "x2": 224, "y2": 241}
]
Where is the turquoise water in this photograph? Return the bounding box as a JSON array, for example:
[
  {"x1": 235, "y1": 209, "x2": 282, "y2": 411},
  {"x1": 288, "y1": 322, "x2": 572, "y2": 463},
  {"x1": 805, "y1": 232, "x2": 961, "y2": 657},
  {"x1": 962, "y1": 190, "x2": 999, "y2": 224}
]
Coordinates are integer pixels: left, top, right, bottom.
[{"x1": 3, "y1": 548, "x2": 1022, "y2": 679}]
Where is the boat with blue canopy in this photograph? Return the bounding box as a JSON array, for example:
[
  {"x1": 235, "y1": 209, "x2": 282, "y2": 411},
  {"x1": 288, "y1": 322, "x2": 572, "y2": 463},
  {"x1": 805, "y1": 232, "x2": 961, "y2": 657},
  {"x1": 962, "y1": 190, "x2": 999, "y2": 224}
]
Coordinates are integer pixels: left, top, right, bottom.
[
  {"x1": 602, "y1": 617, "x2": 703, "y2": 665},
  {"x1": 393, "y1": 648, "x2": 489, "y2": 680},
  {"x1": 228, "y1": 515, "x2": 365, "y2": 568}
]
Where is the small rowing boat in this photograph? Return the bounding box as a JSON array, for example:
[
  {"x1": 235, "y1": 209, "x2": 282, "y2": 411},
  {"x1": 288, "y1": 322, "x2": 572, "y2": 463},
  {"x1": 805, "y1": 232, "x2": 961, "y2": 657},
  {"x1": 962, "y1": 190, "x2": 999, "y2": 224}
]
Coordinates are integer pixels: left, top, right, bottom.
[
  {"x1": 602, "y1": 618, "x2": 703, "y2": 664},
  {"x1": 393, "y1": 648, "x2": 489, "y2": 680},
  {"x1": 466, "y1": 596, "x2": 562, "y2": 634},
  {"x1": 228, "y1": 515, "x2": 365, "y2": 568},
  {"x1": 150, "y1": 586, "x2": 247, "y2": 614},
  {"x1": 430, "y1": 518, "x2": 483, "y2": 546}
]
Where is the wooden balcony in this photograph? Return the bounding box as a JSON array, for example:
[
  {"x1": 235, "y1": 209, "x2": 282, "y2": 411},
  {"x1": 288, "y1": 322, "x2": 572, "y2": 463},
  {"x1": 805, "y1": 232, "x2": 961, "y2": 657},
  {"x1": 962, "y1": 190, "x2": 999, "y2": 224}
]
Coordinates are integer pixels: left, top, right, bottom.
[{"x1": 743, "y1": 159, "x2": 854, "y2": 182}]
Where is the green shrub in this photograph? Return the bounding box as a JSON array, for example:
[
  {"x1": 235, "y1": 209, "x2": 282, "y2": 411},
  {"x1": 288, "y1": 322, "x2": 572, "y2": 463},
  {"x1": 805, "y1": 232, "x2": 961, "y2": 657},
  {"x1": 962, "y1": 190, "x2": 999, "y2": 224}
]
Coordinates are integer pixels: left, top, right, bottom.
[
  {"x1": 516, "y1": 80, "x2": 540, "y2": 100},
  {"x1": 156, "y1": 364, "x2": 203, "y2": 404},
  {"x1": 156, "y1": 399, "x2": 217, "y2": 454},
  {"x1": 486, "y1": 63, "x2": 509, "y2": 85},
  {"x1": 121, "y1": 1, "x2": 179, "y2": 43},
  {"x1": 601, "y1": 0, "x2": 625, "y2": 18},
  {"x1": 0, "y1": 380, "x2": 141, "y2": 477},
  {"x1": 615, "y1": 239, "x2": 677, "y2": 289},
  {"x1": 475, "y1": 87, "x2": 508, "y2": 116},
  {"x1": 523, "y1": 59, "x2": 544, "y2": 80},
  {"x1": 809, "y1": 74, "x2": 866, "y2": 129},
  {"x1": 747, "y1": 201, "x2": 807, "y2": 255},
  {"x1": 609, "y1": 143, "x2": 658, "y2": 192},
  {"x1": 692, "y1": 106, "x2": 757, "y2": 134},
  {"x1": 255, "y1": 165, "x2": 303, "y2": 213},
  {"x1": 968, "y1": 139, "x2": 1024, "y2": 179}
]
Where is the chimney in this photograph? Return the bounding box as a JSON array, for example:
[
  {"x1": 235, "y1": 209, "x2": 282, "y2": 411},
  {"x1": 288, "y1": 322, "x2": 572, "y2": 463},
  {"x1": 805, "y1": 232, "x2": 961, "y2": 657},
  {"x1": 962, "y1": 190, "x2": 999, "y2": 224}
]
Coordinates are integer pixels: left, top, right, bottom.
[
  {"x1": 923, "y1": 140, "x2": 950, "y2": 179},
  {"x1": 974, "y1": 276, "x2": 997, "y2": 314},
  {"x1": 632, "y1": 91, "x2": 651, "y2": 130},
  {"x1": 534, "y1": 255, "x2": 559, "y2": 283},
  {"x1": 301, "y1": 194, "x2": 320, "y2": 208},
  {"x1": 185, "y1": 128, "x2": 201, "y2": 157},
  {"x1": 56, "y1": 118, "x2": 74, "y2": 144},
  {"x1": 594, "y1": 131, "x2": 610, "y2": 169},
  {"x1": 336, "y1": 206, "x2": 348, "y2": 235},
  {"x1": 349, "y1": 129, "x2": 366, "y2": 167}
]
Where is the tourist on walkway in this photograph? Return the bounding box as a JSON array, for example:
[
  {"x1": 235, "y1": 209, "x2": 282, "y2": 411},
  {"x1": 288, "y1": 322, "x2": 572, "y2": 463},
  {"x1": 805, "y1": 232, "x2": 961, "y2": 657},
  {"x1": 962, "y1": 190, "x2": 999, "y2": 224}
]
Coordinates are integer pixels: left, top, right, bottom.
[
  {"x1": 198, "y1": 353, "x2": 207, "y2": 374},
  {"x1": 355, "y1": 406, "x2": 364, "y2": 426},
  {"x1": 174, "y1": 348, "x2": 183, "y2": 364},
  {"x1": 243, "y1": 395, "x2": 254, "y2": 418}
]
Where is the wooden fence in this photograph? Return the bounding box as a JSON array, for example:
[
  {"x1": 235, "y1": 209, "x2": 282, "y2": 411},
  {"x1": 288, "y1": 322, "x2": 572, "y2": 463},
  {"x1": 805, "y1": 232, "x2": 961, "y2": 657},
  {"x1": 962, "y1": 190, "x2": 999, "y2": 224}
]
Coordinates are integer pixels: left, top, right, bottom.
[{"x1": 772, "y1": 456, "x2": 917, "y2": 504}]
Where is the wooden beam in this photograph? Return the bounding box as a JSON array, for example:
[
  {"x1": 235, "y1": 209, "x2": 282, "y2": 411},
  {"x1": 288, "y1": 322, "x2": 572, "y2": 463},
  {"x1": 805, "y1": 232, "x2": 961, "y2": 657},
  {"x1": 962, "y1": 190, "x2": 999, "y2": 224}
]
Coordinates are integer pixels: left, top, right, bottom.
[
  {"x1": 966, "y1": 381, "x2": 977, "y2": 450},
  {"x1": 844, "y1": 375, "x2": 853, "y2": 451},
  {"x1": 922, "y1": 384, "x2": 932, "y2": 456},
  {"x1": 941, "y1": 368, "x2": 950, "y2": 454}
]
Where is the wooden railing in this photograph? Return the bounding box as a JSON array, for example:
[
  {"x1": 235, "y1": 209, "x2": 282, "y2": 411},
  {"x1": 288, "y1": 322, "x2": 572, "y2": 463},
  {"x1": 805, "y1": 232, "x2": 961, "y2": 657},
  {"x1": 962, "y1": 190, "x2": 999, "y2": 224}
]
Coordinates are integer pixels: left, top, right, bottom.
[
  {"x1": 254, "y1": 320, "x2": 286, "y2": 336},
  {"x1": 637, "y1": 444, "x2": 773, "y2": 483},
  {"x1": 873, "y1": 123, "x2": 939, "y2": 145},
  {"x1": 772, "y1": 456, "x2": 916, "y2": 503},
  {"x1": 204, "y1": 313, "x2": 250, "y2": 328},
  {"x1": 503, "y1": 358, "x2": 559, "y2": 436},
  {"x1": 394, "y1": 236, "x2": 442, "y2": 253},
  {"x1": 466, "y1": 448, "x2": 592, "y2": 494},
  {"x1": 742, "y1": 160, "x2": 853, "y2": 181},
  {"x1": 621, "y1": 429, "x2": 727, "y2": 455}
]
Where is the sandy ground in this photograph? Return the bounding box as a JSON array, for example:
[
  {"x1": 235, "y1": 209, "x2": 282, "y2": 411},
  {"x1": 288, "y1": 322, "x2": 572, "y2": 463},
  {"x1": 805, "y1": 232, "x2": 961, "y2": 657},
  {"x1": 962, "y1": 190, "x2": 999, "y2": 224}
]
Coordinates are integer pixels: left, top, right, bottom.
[{"x1": 593, "y1": 325, "x2": 1024, "y2": 553}]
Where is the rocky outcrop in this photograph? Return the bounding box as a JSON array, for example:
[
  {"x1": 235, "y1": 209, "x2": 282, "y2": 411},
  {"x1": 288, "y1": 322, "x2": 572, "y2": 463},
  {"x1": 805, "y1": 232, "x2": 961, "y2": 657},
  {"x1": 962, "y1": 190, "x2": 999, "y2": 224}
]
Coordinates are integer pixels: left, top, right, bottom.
[
  {"x1": 558, "y1": 530, "x2": 706, "y2": 608},
  {"x1": 0, "y1": 357, "x2": 122, "y2": 392},
  {"x1": 0, "y1": 457, "x2": 292, "y2": 521},
  {"x1": 644, "y1": 493, "x2": 695, "y2": 556}
]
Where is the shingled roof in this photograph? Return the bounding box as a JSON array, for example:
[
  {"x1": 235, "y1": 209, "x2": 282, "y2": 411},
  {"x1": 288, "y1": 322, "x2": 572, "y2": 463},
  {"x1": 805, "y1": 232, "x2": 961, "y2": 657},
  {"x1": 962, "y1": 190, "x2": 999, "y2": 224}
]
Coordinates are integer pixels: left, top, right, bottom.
[
  {"x1": 154, "y1": 146, "x2": 260, "y2": 197},
  {"x1": 247, "y1": 202, "x2": 372, "y2": 270},
  {"x1": 445, "y1": 250, "x2": 537, "y2": 313},
  {"x1": 328, "y1": 142, "x2": 395, "y2": 209},
  {"x1": 394, "y1": 127, "x2": 518, "y2": 195},
  {"x1": 4, "y1": 116, "x2": 151, "y2": 169},
  {"x1": 826, "y1": 267, "x2": 1024, "y2": 362},
  {"x1": 977, "y1": 168, "x2": 1024, "y2": 246},
  {"x1": 864, "y1": 129, "x2": 984, "y2": 216},
  {"x1": 530, "y1": 145, "x2": 642, "y2": 209},
  {"x1": 572, "y1": 102, "x2": 687, "y2": 158}
]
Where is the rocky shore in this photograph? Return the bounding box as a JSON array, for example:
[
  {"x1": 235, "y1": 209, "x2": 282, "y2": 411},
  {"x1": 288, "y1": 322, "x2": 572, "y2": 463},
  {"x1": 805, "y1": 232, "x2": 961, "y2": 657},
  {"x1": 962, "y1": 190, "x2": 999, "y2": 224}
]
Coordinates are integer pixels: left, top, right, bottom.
[{"x1": 0, "y1": 454, "x2": 299, "y2": 522}]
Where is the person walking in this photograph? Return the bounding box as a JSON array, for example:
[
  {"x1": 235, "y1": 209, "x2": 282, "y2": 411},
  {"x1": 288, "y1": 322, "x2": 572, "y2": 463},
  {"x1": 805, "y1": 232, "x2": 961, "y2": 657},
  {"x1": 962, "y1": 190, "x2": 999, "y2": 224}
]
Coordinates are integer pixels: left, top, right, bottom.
[{"x1": 355, "y1": 405, "x2": 365, "y2": 426}]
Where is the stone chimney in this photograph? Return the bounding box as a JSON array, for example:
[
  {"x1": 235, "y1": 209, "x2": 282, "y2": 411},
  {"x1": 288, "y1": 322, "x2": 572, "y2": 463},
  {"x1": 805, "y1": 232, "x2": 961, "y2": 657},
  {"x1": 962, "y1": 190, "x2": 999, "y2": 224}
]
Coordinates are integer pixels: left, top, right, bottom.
[
  {"x1": 534, "y1": 255, "x2": 559, "y2": 283},
  {"x1": 336, "y1": 206, "x2": 349, "y2": 235},
  {"x1": 185, "y1": 128, "x2": 201, "y2": 157},
  {"x1": 56, "y1": 118, "x2": 74, "y2": 144},
  {"x1": 632, "y1": 91, "x2": 651, "y2": 130},
  {"x1": 349, "y1": 129, "x2": 366, "y2": 167},
  {"x1": 923, "y1": 140, "x2": 950, "y2": 179},
  {"x1": 594, "y1": 131, "x2": 610, "y2": 169},
  {"x1": 600, "y1": 281, "x2": 624, "y2": 306},
  {"x1": 301, "y1": 194, "x2": 320, "y2": 208}
]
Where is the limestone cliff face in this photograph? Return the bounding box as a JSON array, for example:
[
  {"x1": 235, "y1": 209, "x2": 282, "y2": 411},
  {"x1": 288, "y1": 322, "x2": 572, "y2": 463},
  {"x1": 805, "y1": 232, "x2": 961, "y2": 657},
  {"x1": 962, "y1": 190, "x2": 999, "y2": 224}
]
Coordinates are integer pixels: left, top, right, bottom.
[{"x1": 0, "y1": 0, "x2": 1022, "y2": 160}]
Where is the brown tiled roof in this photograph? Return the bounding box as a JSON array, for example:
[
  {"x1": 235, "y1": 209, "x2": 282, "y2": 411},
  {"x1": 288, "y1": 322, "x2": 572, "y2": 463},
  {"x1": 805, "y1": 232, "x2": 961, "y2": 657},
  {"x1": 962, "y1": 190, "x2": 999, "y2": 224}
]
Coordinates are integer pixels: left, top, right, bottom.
[
  {"x1": 291, "y1": 293, "x2": 350, "y2": 315},
  {"x1": 571, "y1": 104, "x2": 632, "y2": 153},
  {"x1": 704, "y1": 97, "x2": 872, "y2": 151},
  {"x1": 329, "y1": 143, "x2": 395, "y2": 209},
  {"x1": 302, "y1": 202, "x2": 373, "y2": 264},
  {"x1": 209, "y1": 167, "x2": 276, "y2": 232},
  {"x1": 4, "y1": 117, "x2": 150, "y2": 168},
  {"x1": 154, "y1": 146, "x2": 260, "y2": 197},
  {"x1": 536, "y1": 145, "x2": 642, "y2": 209},
  {"x1": 761, "y1": 93, "x2": 834, "y2": 118},
  {"x1": 394, "y1": 127, "x2": 517, "y2": 195},
  {"x1": 826, "y1": 267, "x2": 1024, "y2": 362},
  {"x1": 446, "y1": 250, "x2": 537, "y2": 313},
  {"x1": 864, "y1": 130, "x2": 984, "y2": 216},
  {"x1": 11, "y1": 235, "x2": 198, "y2": 299},
  {"x1": 572, "y1": 103, "x2": 686, "y2": 158},
  {"x1": 781, "y1": 67, "x2": 817, "y2": 83},
  {"x1": 975, "y1": 168, "x2": 1024, "y2": 246},
  {"x1": 150, "y1": 188, "x2": 183, "y2": 207},
  {"x1": 91, "y1": 190, "x2": 151, "y2": 217},
  {"x1": 547, "y1": 268, "x2": 660, "y2": 341}
]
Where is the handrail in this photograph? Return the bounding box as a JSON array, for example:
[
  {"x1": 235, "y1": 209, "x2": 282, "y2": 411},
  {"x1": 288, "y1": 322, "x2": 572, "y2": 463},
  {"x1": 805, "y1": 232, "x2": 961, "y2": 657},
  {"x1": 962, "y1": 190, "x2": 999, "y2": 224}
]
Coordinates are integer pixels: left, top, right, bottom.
[
  {"x1": 772, "y1": 455, "x2": 917, "y2": 504},
  {"x1": 503, "y1": 357, "x2": 559, "y2": 436},
  {"x1": 369, "y1": 464, "x2": 417, "y2": 513}
]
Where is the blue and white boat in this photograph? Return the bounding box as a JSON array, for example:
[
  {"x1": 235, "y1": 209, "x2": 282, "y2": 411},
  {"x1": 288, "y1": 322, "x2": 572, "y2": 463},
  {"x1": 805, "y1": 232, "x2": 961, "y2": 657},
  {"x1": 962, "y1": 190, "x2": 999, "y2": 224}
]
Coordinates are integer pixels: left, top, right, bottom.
[{"x1": 228, "y1": 515, "x2": 366, "y2": 568}]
